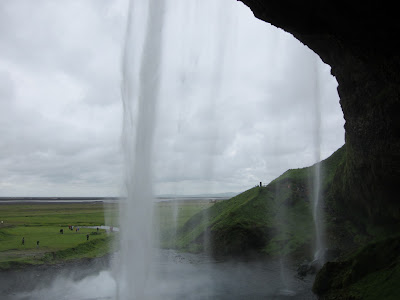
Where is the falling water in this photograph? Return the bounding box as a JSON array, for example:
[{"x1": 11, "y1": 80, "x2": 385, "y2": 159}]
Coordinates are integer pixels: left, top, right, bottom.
[
  {"x1": 118, "y1": 0, "x2": 165, "y2": 298},
  {"x1": 311, "y1": 57, "x2": 325, "y2": 264},
  {"x1": 118, "y1": 0, "x2": 326, "y2": 298},
  {"x1": 118, "y1": 0, "x2": 233, "y2": 297},
  {"x1": 0, "y1": 1, "x2": 344, "y2": 299},
  {"x1": 171, "y1": 200, "x2": 179, "y2": 242},
  {"x1": 275, "y1": 186, "x2": 295, "y2": 296}
]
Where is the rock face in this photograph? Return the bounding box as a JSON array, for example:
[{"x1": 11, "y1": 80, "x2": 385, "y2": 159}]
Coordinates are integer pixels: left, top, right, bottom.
[
  {"x1": 312, "y1": 236, "x2": 400, "y2": 299},
  {"x1": 240, "y1": 0, "x2": 400, "y2": 224}
]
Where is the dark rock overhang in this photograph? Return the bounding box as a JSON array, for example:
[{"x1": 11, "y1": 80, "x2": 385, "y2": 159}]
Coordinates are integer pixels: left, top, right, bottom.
[{"x1": 238, "y1": 0, "x2": 400, "y2": 223}]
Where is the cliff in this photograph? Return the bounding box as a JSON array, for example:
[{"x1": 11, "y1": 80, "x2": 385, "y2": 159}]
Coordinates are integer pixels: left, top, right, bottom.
[
  {"x1": 239, "y1": 0, "x2": 400, "y2": 225},
  {"x1": 237, "y1": 1, "x2": 400, "y2": 298}
]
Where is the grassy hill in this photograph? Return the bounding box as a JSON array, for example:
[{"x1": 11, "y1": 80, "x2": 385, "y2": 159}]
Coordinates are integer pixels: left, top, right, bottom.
[
  {"x1": 163, "y1": 144, "x2": 400, "y2": 299},
  {"x1": 162, "y1": 145, "x2": 346, "y2": 259}
]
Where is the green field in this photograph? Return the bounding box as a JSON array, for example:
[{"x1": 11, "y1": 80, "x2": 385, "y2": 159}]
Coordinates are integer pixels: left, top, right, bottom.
[
  {"x1": 155, "y1": 200, "x2": 215, "y2": 234},
  {"x1": 0, "y1": 200, "x2": 213, "y2": 270},
  {"x1": 0, "y1": 202, "x2": 119, "y2": 269}
]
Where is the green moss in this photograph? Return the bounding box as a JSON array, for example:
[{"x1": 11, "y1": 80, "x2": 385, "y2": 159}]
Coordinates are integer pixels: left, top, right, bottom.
[{"x1": 313, "y1": 236, "x2": 400, "y2": 299}]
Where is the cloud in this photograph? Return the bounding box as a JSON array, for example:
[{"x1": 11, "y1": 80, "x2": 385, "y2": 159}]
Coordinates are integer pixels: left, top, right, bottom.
[
  {"x1": 151, "y1": 2, "x2": 344, "y2": 194},
  {"x1": 0, "y1": 0, "x2": 125, "y2": 196},
  {"x1": 0, "y1": 0, "x2": 344, "y2": 196}
]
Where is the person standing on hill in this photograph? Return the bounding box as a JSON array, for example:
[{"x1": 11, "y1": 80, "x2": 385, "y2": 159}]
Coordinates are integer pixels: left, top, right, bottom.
[
  {"x1": 86, "y1": 234, "x2": 89, "y2": 241},
  {"x1": 22, "y1": 237, "x2": 24, "y2": 245}
]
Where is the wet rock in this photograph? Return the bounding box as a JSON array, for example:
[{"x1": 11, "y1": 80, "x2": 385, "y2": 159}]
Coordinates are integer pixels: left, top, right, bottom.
[
  {"x1": 297, "y1": 260, "x2": 318, "y2": 278},
  {"x1": 297, "y1": 248, "x2": 341, "y2": 278},
  {"x1": 324, "y1": 248, "x2": 340, "y2": 262}
]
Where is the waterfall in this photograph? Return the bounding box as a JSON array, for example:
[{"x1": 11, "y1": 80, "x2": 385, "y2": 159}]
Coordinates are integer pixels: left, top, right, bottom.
[
  {"x1": 118, "y1": 0, "x2": 232, "y2": 297},
  {"x1": 311, "y1": 57, "x2": 325, "y2": 264},
  {"x1": 275, "y1": 185, "x2": 294, "y2": 295},
  {"x1": 118, "y1": 0, "x2": 165, "y2": 298},
  {"x1": 117, "y1": 0, "x2": 330, "y2": 297},
  {"x1": 312, "y1": 162, "x2": 324, "y2": 262}
]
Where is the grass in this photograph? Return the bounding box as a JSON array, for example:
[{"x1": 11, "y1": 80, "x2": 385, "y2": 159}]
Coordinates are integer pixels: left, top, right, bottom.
[
  {"x1": 0, "y1": 203, "x2": 119, "y2": 227},
  {"x1": 167, "y1": 145, "x2": 348, "y2": 258},
  {"x1": 167, "y1": 185, "x2": 315, "y2": 257},
  {"x1": 0, "y1": 202, "x2": 119, "y2": 270},
  {"x1": 0, "y1": 200, "x2": 212, "y2": 270},
  {"x1": 155, "y1": 200, "x2": 214, "y2": 235},
  {"x1": 156, "y1": 199, "x2": 217, "y2": 251},
  {"x1": 0, "y1": 146, "x2": 347, "y2": 269}
]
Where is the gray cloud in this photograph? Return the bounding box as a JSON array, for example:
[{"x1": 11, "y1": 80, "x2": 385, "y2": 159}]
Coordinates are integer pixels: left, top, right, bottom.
[
  {"x1": 0, "y1": 0, "x2": 344, "y2": 196},
  {"x1": 150, "y1": 2, "x2": 344, "y2": 195},
  {"x1": 0, "y1": 1, "x2": 125, "y2": 196}
]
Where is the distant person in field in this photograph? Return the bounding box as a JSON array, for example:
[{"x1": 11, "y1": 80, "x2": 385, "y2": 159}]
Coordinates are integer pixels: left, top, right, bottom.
[
  {"x1": 36, "y1": 240, "x2": 39, "y2": 248},
  {"x1": 22, "y1": 237, "x2": 24, "y2": 245},
  {"x1": 86, "y1": 234, "x2": 89, "y2": 241},
  {"x1": 60, "y1": 229, "x2": 64, "y2": 234}
]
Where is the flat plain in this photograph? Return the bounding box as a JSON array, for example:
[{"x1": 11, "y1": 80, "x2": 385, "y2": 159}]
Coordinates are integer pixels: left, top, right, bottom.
[{"x1": 0, "y1": 199, "x2": 214, "y2": 269}]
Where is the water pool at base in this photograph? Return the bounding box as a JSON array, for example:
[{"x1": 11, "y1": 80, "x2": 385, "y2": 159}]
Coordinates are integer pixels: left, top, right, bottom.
[{"x1": 4, "y1": 250, "x2": 316, "y2": 300}]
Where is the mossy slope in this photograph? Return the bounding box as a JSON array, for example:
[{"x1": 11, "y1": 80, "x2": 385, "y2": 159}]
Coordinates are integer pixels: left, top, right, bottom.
[{"x1": 167, "y1": 145, "x2": 346, "y2": 258}]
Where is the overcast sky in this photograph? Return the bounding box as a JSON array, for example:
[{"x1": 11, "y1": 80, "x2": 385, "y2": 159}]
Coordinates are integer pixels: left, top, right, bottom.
[{"x1": 0, "y1": 0, "x2": 344, "y2": 197}]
